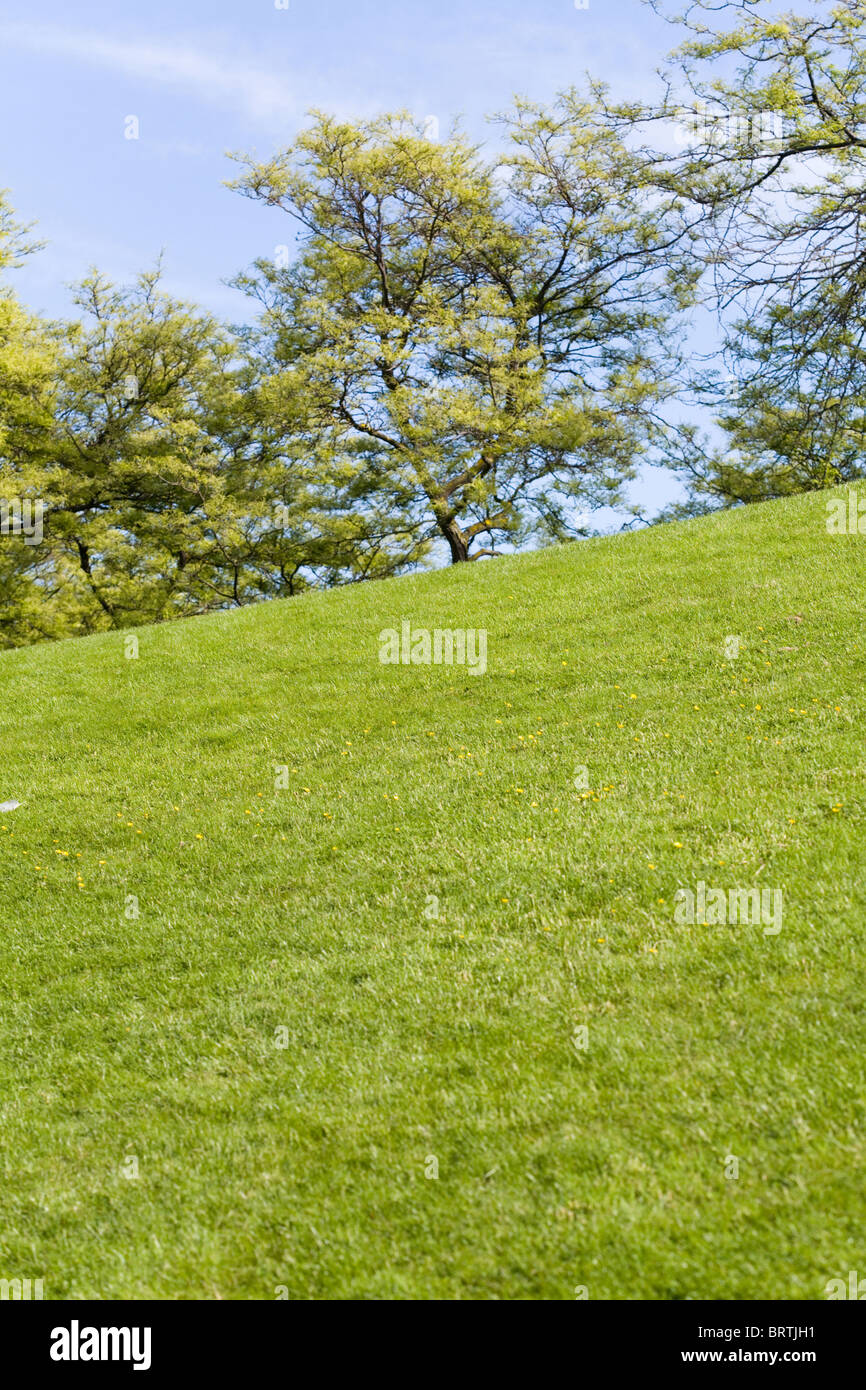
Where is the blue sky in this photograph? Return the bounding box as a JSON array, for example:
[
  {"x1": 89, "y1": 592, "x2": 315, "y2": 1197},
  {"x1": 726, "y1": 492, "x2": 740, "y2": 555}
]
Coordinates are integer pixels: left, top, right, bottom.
[{"x1": 0, "y1": 0, "x2": 688, "y2": 517}]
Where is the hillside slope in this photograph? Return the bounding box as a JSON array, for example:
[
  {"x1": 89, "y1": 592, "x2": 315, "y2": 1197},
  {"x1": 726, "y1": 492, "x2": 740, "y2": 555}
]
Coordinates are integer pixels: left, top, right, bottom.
[{"x1": 1, "y1": 487, "x2": 864, "y2": 1299}]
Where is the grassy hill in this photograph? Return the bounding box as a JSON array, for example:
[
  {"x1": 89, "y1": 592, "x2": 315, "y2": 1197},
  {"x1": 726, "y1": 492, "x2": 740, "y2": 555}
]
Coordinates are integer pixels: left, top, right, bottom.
[{"x1": 1, "y1": 485, "x2": 864, "y2": 1300}]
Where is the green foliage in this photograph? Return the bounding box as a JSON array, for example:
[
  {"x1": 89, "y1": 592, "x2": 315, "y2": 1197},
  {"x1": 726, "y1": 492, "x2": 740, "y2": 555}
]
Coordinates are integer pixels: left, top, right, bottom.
[
  {"x1": 229, "y1": 99, "x2": 697, "y2": 562},
  {"x1": 0, "y1": 252, "x2": 423, "y2": 649},
  {"x1": 6, "y1": 82, "x2": 702, "y2": 649},
  {"x1": 648, "y1": 0, "x2": 866, "y2": 503},
  {"x1": 7, "y1": 18, "x2": 865, "y2": 639},
  {"x1": 0, "y1": 192, "x2": 61, "y2": 646}
]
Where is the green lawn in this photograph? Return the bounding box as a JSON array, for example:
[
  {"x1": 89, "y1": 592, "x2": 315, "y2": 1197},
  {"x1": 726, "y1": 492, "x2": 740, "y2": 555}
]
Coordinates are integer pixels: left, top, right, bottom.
[{"x1": 1, "y1": 485, "x2": 864, "y2": 1300}]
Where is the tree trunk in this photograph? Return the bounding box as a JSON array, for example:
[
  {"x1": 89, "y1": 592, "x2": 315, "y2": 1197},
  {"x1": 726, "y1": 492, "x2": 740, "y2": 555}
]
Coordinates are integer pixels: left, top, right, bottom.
[{"x1": 440, "y1": 517, "x2": 470, "y2": 563}]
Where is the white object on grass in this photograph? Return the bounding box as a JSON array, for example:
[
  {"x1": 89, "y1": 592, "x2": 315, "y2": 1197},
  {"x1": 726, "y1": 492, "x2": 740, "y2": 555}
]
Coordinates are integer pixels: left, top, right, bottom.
[{"x1": 0, "y1": 800, "x2": 21, "y2": 813}]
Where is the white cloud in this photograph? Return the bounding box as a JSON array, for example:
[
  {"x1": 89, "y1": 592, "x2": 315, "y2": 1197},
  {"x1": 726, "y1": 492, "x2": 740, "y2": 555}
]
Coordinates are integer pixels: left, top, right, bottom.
[{"x1": 0, "y1": 21, "x2": 298, "y2": 124}]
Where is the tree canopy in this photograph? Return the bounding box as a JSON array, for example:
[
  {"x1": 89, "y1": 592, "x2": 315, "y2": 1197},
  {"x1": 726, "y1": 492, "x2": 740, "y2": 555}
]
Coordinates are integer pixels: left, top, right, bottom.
[
  {"x1": 3, "y1": 4, "x2": 866, "y2": 646},
  {"x1": 648, "y1": 0, "x2": 866, "y2": 504},
  {"x1": 229, "y1": 97, "x2": 698, "y2": 561}
]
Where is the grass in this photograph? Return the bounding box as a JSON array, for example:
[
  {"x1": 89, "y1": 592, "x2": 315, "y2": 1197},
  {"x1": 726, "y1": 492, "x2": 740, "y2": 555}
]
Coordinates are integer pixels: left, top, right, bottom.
[{"x1": 1, "y1": 484, "x2": 865, "y2": 1300}]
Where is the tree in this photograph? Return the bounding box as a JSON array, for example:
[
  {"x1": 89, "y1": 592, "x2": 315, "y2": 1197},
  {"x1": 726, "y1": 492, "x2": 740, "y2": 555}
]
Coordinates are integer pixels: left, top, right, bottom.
[
  {"x1": 0, "y1": 193, "x2": 62, "y2": 647},
  {"x1": 35, "y1": 268, "x2": 250, "y2": 631},
  {"x1": 1, "y1": 235, "x2": 427, "y2": 649},
  {"x1": 646, "y1": 0, "x2": 866, "y2": 504},
  {"x1": 229, "y1": 98, "x2": 698, "y2": 562}
]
